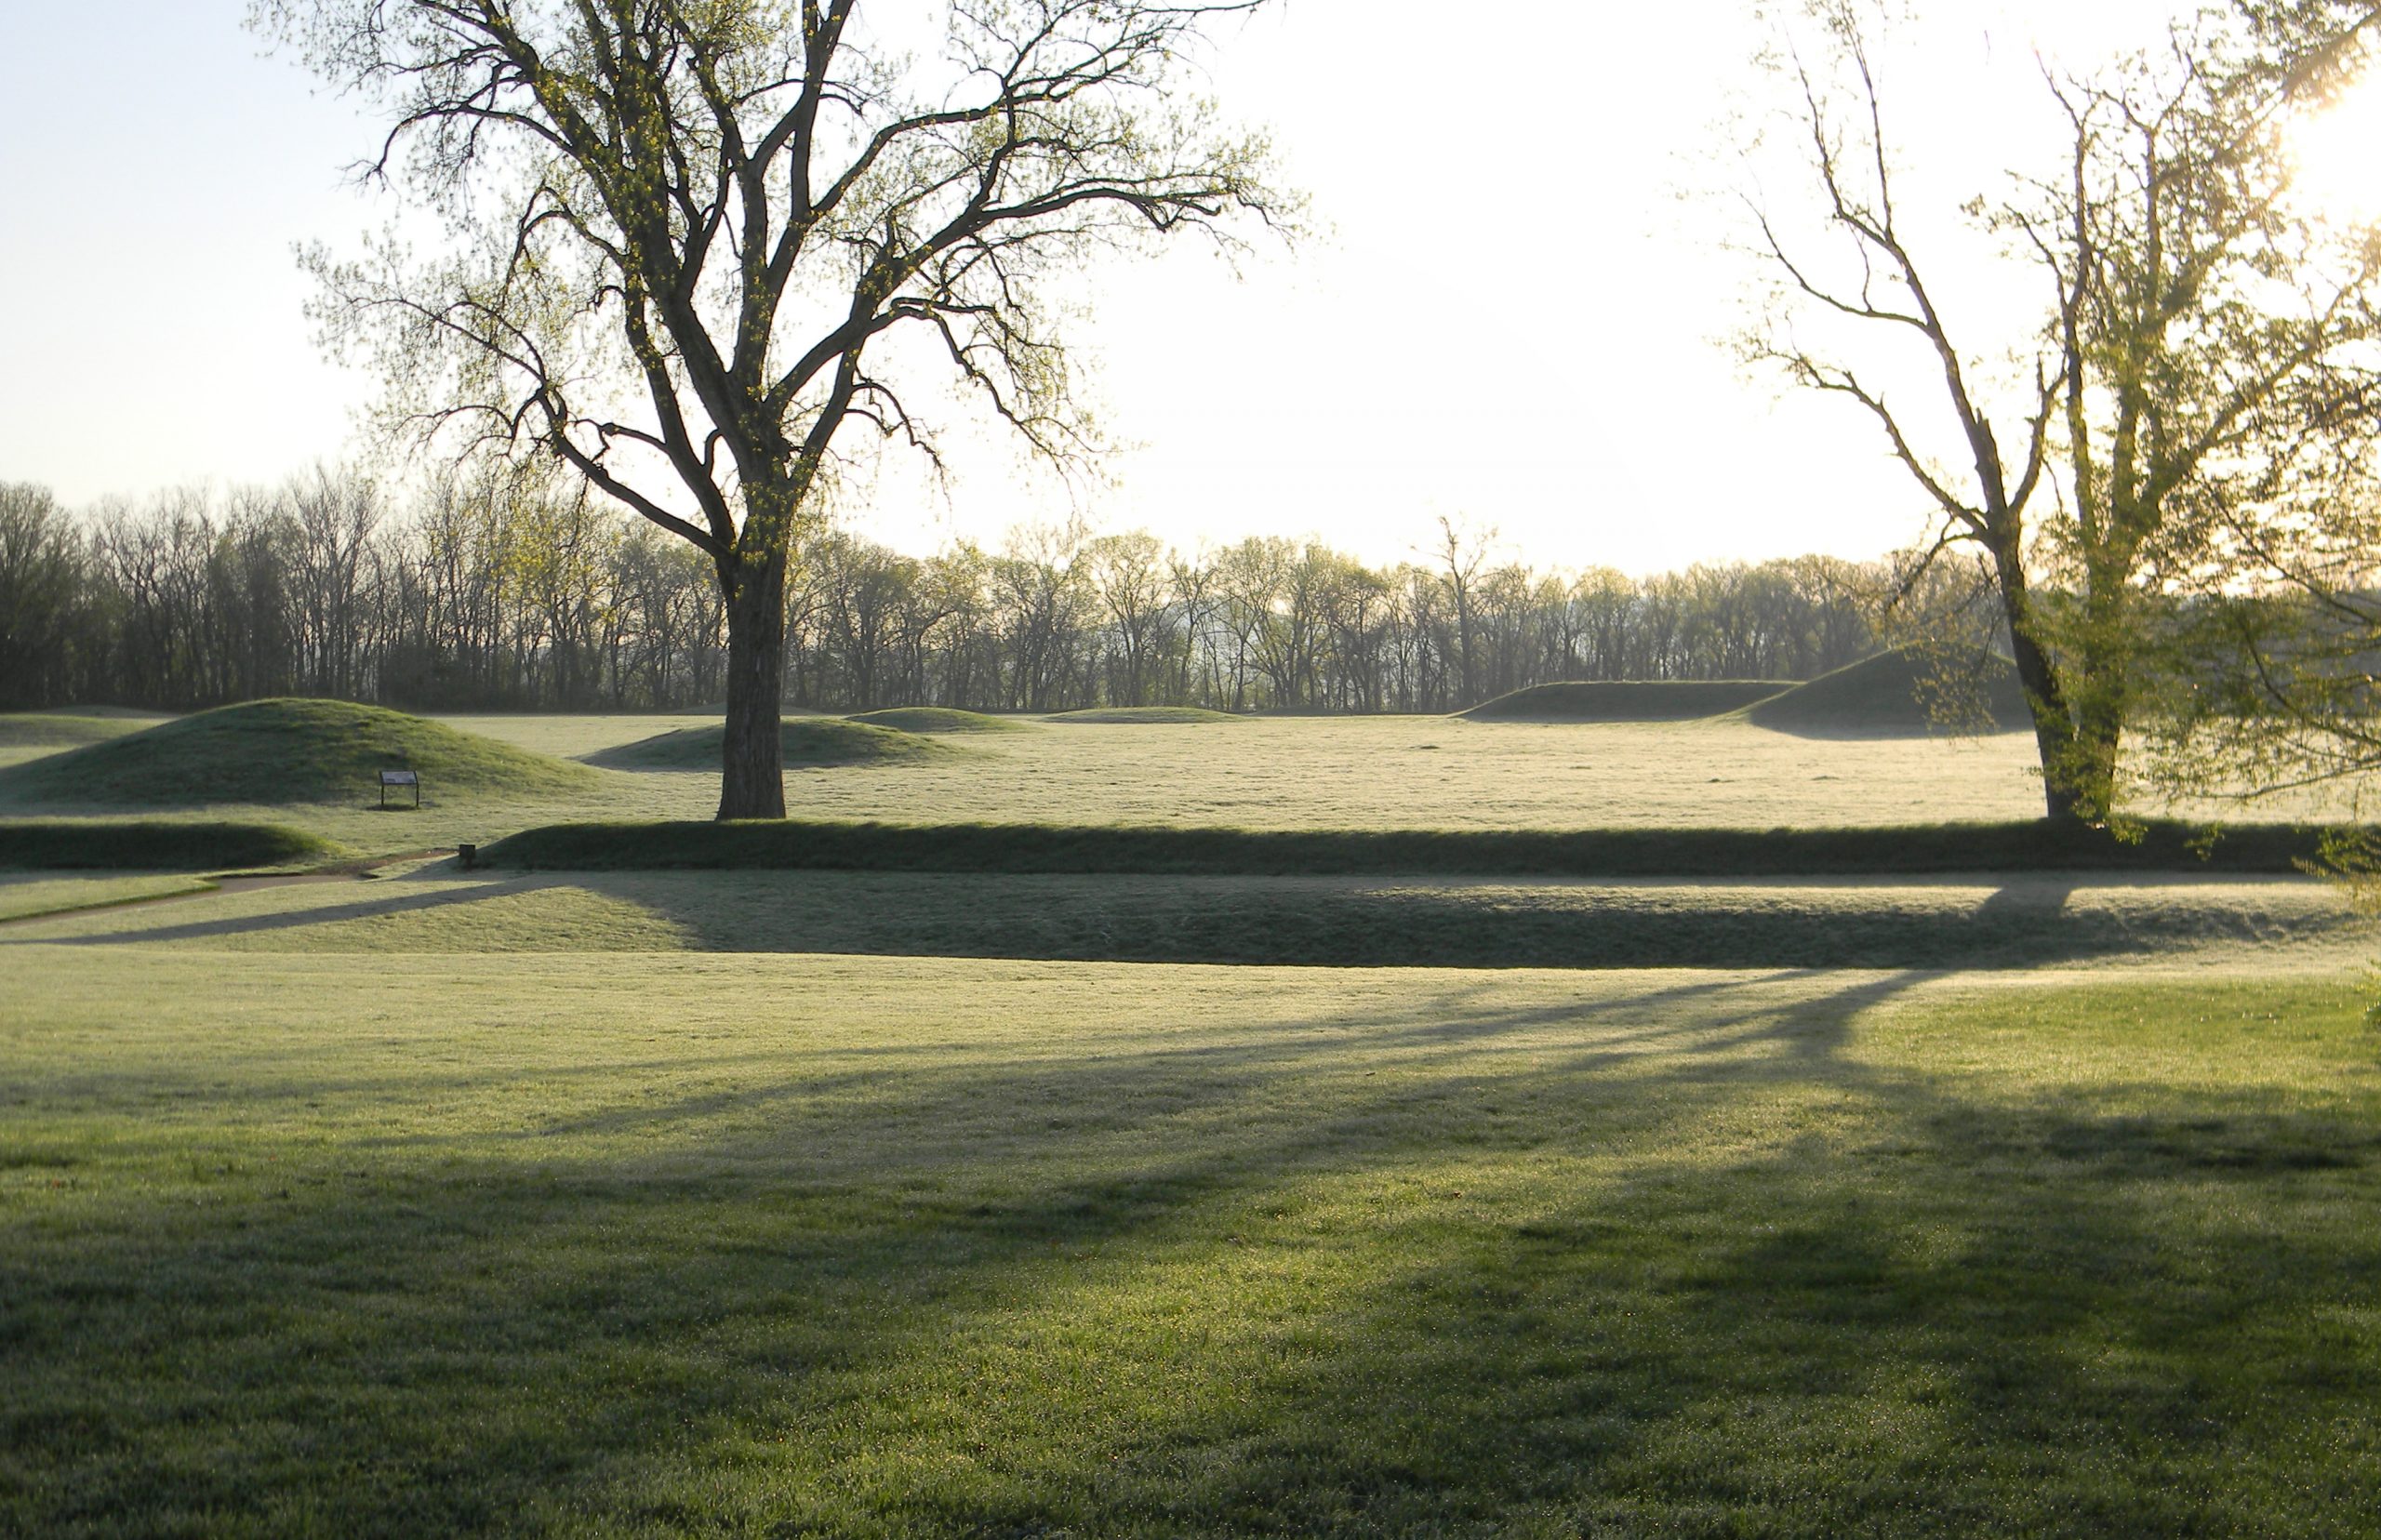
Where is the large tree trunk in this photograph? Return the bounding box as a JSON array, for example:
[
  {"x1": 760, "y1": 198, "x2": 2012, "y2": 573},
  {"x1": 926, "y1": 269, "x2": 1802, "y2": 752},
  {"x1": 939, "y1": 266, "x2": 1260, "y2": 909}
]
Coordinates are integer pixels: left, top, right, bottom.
[
  {"x1": 1990, "y1": 549, "x2": 2091, "y2": 827},
  {"x1": 717, "y1": 551, "x2": 787, "y2": 820}
]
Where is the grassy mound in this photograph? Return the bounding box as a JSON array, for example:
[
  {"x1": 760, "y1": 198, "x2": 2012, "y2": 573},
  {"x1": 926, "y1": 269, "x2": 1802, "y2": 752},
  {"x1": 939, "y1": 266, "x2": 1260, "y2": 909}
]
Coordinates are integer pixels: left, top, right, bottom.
[
  {"x1": 483, "y1": 816, "x2": 2339, "y2": 878},
  {"x1": 1044, "y1": 706, "x2": 1241, "y2": 724},
  {"x1": 846, "y1": 707, "x2": 1035, "y2": 734},
  {"x1": 0, "y1": 699, "x2": 599, "y2": 807},
  {"x1": 0, "y1": 819, "x2": 347, "y2": 870},
  {"x1": 588, "y1": 718, "x2": 957, "y2": 771},
  {"x1": 1739, "y1": 647, "x2": 2032, "y2": 737},
  {"x1": 1461, "y1": 680, "x2": 1789, "y2": 722},
  {"x1": 0, "y1": 713, "x2": 161, "y2": 751}
]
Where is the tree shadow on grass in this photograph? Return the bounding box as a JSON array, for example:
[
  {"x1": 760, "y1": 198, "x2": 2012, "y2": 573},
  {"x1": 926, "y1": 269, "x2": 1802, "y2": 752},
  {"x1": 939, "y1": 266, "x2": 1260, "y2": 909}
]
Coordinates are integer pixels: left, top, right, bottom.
[{"x1": 10, "y1": 963, "x2": 2376, "y2": 1533}]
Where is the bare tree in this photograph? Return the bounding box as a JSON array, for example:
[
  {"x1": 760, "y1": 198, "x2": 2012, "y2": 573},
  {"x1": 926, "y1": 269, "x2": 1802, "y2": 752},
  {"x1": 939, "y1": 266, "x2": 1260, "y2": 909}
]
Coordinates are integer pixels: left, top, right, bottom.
[
  {"x1": 255, "y1": 0, "x2": 1290, "y2": 816},
  {"x1": 1746, "y1": 1, "x2": 2381, "y2": 824}
]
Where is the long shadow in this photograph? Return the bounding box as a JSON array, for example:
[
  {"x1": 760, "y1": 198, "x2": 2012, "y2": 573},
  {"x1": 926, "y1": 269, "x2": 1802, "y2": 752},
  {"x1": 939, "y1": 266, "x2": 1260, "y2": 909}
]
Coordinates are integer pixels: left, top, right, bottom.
[
  {"x1": 7, "y1": 961, "x2": 2374, "y2": 1533},
  {"x1": 556, "y1": 870, "x2": 2339, "y2": 971},
  {"x1": 1, "y1": 877, "x2": 549, "y2": 947}
]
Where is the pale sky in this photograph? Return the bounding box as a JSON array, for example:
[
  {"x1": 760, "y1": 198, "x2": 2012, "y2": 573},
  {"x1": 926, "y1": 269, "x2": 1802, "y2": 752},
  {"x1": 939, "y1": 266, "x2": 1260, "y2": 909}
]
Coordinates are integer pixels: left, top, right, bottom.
[{"x1": 0, "y1": 0, "x2": 2282, "y2": 576}]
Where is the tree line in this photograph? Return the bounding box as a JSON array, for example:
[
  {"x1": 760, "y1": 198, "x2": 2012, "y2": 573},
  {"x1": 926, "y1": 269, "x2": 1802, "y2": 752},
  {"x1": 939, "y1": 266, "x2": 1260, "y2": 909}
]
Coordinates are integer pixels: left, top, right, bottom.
[{"x1": 1, "y1": 471, "x2": 1984, "y2": 718}]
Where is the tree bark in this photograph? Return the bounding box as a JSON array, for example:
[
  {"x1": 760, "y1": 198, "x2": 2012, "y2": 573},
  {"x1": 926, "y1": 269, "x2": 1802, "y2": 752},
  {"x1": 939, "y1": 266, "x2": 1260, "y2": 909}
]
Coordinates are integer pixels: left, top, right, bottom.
[
  {"x1": 1989, "y1": 549, "x2": 2089, "y2": 827},
  {"x1": 717, "y1": 550, "x2": 788, "y2": 820}
]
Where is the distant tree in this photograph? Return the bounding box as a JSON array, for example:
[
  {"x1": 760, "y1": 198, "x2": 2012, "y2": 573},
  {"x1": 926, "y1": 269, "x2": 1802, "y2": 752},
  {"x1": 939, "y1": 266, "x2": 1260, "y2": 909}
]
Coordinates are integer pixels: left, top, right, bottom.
[
  {"x1": 0, "y1": 484, "x2": 94, "y2": 710},
  {"x1": 256, "y1": 0, "x2": 1291, "y2": 816}
]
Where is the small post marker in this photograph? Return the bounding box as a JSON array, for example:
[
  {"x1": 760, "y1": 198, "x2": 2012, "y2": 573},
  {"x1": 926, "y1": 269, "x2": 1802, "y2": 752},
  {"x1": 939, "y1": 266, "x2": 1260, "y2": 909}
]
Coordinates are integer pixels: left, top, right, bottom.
[{"x1": 458, "y1": 843, "x2": 478, "y2": 870}]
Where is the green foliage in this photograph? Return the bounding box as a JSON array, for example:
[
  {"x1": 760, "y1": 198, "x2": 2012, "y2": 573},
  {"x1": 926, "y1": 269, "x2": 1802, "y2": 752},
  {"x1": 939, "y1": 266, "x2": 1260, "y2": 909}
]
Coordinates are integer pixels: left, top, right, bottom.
[
  {"x1": 586, "y1": 718, "x2": 960, "y2": 771},
  {"x1": 0, "y1": 820, "x2": 346, "y2": 870},
  {"x1": 0, "y1": 699, "x2": 599, "y2": 807},
  {"x1": 1459, "y1": 680, "x2": 1789, "y2": 722}
]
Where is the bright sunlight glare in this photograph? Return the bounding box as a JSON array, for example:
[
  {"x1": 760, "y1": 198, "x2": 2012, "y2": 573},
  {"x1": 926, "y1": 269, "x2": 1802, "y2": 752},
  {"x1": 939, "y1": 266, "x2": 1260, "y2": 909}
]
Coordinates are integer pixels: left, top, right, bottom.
[{"x1": 2289, "y1": 64, "x2": 2381, "y2": 226}]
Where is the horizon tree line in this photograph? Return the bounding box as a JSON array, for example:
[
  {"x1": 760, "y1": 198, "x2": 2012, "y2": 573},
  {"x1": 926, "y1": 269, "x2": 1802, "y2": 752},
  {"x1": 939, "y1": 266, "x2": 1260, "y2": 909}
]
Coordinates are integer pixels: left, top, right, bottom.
[{"x1": 0, "y1": 470, "x2": 1995, "y2": 721}]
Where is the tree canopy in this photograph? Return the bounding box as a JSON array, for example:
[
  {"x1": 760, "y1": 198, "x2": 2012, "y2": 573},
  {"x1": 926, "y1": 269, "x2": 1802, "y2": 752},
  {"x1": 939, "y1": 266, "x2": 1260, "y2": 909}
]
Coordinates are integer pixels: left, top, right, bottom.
[{"x1": 252, "y1": 0, "x2": 1292, "y2": 816}]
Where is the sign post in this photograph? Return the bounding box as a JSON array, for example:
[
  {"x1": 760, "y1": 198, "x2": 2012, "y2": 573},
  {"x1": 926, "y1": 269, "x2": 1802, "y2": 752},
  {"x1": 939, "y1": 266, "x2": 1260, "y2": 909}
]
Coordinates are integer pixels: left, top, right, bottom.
[{"x1": 379, "y1": 768, "x2": 420, "y2": 810}]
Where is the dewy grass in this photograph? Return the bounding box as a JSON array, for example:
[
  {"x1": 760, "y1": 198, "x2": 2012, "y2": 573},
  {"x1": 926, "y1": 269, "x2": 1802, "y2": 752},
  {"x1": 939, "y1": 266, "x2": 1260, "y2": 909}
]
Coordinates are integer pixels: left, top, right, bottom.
[
  {"x1": 0, "y1": 872, "x2": 216, "y2": 922},
  {"x1": 483, "y1": 816, "x2": 2353, "y2": 878},
  {"x1": 1, "y1": 951, "x2": 2375, "y2": 1535},
  {"x1": 16, "y1": 866, "x2": 2349, "y2": 973}
]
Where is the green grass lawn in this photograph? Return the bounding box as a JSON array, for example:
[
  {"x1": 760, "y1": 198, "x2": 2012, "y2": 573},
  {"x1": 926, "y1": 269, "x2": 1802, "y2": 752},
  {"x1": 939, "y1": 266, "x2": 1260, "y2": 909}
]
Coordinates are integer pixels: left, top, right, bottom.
[
  {"x1": 6, "y1": 710, "x2": 2361, "y2": 864},
  {"x1": 0, "y1": 872, "x2": 215, "y2": 922},
  {"x1": 3, "y1": 949, "x2": 2376, "y2": 1535}
]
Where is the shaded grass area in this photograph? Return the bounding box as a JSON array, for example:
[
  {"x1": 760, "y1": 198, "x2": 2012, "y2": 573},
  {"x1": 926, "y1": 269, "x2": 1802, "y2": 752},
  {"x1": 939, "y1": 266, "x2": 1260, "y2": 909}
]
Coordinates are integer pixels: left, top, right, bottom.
[
  {"x1": 0, "y1": 820, "x2": 347, "y2": 870},
  {"x1": 0, "y1": 873, "x2": 215, "y2": 923},
  {"x1": 484, "y1": 816, "x2": 2353, "y2": 879},
  {"x1": 1461, "y1": 680, "x2": 1788, "y2": 721},
  {"x1": 17, "y1": 868, "x2": 2351, "y2": 971},
  {"x1": 846, "y1": 707, "x2": 1037, "y2": 734},
  {"x1": 1044, "y1": 705, "x2": 1242, "y2": 724},
  {"x1": 1741, "y1": 647, "x2": 2032, "y2": 737},
  {"x1": 0, "y1": 699, "x2": 598, "y2": 807},
  {"x1": 2, "y1": 952, "x2": 2376, "y2": 1535},
  {"x1": 585, "y1": 718, "x2": 959, "y2": 770}
]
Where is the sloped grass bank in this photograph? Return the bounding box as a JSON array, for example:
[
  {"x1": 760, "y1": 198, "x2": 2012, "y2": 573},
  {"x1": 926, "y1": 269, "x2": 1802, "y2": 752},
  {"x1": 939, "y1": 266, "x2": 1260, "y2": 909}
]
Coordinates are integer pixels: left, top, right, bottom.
[
  {"x1": 1742, "y1": 646, "x2": 2033, "y2": 737},
  {"x1": 75, "y1": 868, "x2": 2344, "y2": 971},
  {"x1": 1461, "y1": 679, "x2": 1788, "y2": 722},
  {"x1": 483, "y1": 816, "x2": 2350, "y2": 878},
  {"x1": 0, "y1": 820, "x2": 346, "y2": 870},
  {"x1": 0, "y1": 699, "x2": 598, "y2": 807},
  {"x1": 3, "y1": 955, "x2": 2376, "y2": 1535},
  {"x1": 587, "y1": 718, "x2": 958, "y2": 770},
  {"x1": 846, "y1": 707, "x2": 1036, "y2": 734}
]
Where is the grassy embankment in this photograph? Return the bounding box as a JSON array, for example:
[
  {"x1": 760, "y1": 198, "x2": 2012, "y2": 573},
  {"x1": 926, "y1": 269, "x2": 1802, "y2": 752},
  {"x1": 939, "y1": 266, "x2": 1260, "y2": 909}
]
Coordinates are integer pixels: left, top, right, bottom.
[
  {"x1": 484, "y1": 816, "x2": 2345, "y2": 878},
  {"x1": 7, "y1": 860, "x2": 2349, "y2": 970},
  {"x1": 0, "y1": 819, "x2": 345, "y2": 871},
  {"x1": 587, "y1": 718, "x2": 956, "y2": 770},
  {"x1": 0, "y1": 699, "x2": 599, "y2": 807},
  {"x1": 846, "y1": 707, "x2": 1037, "y2": 734},
  {"x1": 3, "y1": 951, "x2": 2375, "y2": 1536}
]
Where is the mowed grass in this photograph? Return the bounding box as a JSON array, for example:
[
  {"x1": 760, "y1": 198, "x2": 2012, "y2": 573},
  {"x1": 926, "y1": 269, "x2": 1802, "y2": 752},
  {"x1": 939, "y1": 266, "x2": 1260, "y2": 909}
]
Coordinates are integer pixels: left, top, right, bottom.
[
  {"x1": 0, "y1": 872, "x2": 215, "y2": 923},
  {"x1": 11, "y1": 709, "x2": 2354, "y2": 862},
  {"x1": 7, "y1": 863, "x2": 2357, "y2": 972},
  {"x1": 3, "y1": 949, "x2": 2378, "y2": 1535}
]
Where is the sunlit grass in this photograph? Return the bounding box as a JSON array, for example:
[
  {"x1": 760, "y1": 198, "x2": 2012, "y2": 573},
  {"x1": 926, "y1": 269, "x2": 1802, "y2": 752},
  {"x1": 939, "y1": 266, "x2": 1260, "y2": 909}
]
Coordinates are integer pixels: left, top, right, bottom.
[
  {"x1": 2, "y1": 950, "x2": 2375, "y2": 1534},
  {"x1": 0, "y1": 871, "x2": 214, "y2": 923}
]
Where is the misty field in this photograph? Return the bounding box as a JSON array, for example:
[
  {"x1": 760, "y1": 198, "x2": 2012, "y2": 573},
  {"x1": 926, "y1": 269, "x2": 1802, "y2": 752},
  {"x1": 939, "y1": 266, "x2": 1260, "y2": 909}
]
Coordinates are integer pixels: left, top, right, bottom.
[{"x1": 4, "y1": 705, "x2": 2378, "y2": 1534}]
